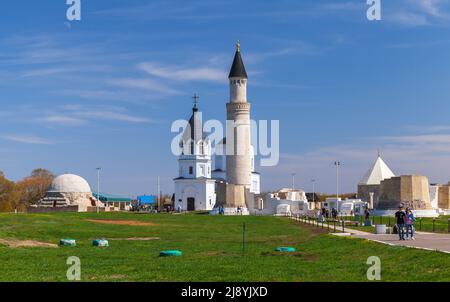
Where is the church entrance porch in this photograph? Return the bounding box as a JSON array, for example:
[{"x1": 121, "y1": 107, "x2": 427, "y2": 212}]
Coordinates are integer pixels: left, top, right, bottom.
[{"x1": 187, "y1": 198, "x2": 195, "y2": 211}]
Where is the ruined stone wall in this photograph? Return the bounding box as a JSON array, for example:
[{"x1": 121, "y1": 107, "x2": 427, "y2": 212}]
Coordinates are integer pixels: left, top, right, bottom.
[
  {"x1": 438, "y1": 184, "x2": 450, "y2": 209},
  {"x1": 62, "y1": 192, "x2": 95, "y2": 212},
  {"x1": 377, "y1": 175, "x2": 432, "y2": 210},
  {"x1": 358, "y1": 184, "x2": 380, "y2": 204}
]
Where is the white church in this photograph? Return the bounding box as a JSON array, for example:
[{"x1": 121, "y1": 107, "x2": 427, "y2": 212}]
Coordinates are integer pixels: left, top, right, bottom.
[{"x1": 174, "y1": 43, "x2": 260, "y2": 212}]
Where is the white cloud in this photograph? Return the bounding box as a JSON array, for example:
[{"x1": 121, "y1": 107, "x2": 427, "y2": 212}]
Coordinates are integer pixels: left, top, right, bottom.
[
  {"x1": 39, "y1": 115, "x2": 86, "y2": 126},
  {"x1": 259, "y1": 127, "x2": 450, "y2": 192},
  {"x1": 388, "y1": 11, "x2": 429, "y2": 26},
  {"x1": 414, "y1": 0, "x2": 446, "y2": 18},
  {"x1": 0, "y1": 135, "x2": 54, "y2": 145},
  {"x1": 137, "y1": 62, "x2": 227, "y2": 83},
  {"x1": 320, "y1": 2, "x2": 363, "y2": 11},
  {"x1": 77, "y1": 111, "x2": 153, "y2": 123},
  {"x1": 108, "y1": 78, "x2": 181, "y2": 95},
  {"x1": 382, "y1": 134, "x2": 450, "y2": 144}
]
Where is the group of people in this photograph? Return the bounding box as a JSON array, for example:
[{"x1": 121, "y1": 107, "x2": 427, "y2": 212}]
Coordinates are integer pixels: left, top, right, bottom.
[
  {"x1": 317, "y1": 207, "x2": 338, "y2": 220},
  {"x1": 216, "y1": 206, "x2": 244, "y2": 215},
  {"x1": 395, "y1": 205, "x2": 416, "y2": 240}
]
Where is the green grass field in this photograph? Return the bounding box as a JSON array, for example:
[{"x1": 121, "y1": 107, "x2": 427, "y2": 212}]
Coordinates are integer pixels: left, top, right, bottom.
[{"x1": 0, "y1": 212, "x2": 449, "y2": 282}]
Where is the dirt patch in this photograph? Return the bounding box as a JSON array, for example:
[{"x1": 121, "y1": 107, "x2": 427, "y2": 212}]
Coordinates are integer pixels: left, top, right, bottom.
[
  {"x1": 0, "y1": 238, "x2": 58, "y2": 248},
  {"x1": 261, "y1": 251, "x2": 317, "y2": 261},
  {"x1": 85, "y1": 219, "x2": 156, "y2": 227},
  {"x1": 200, "y1": 250, "x2": 235, "y2": 256},
  {"x1": 109, "y1": 237, "x2": 160, "y2": 241}
]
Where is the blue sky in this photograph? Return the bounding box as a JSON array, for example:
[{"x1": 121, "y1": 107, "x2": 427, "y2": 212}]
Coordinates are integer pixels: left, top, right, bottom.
[{"x1": 1, "y1": 0, "x2": 450, "y2": 197}]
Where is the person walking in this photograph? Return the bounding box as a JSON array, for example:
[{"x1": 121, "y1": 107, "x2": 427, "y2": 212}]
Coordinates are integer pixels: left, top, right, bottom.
[
  {"x1": 405, "y1": 208, "x2": 416, "y2": 240},
  {"x1": 395, "y1": 205, "x2": 407, "y2": 240}
]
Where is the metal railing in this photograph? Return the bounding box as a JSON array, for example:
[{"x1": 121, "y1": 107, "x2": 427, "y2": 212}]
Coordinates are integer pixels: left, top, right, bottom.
[{"x1": 293, "y1": 214, "x2": 450, "y2": 234}]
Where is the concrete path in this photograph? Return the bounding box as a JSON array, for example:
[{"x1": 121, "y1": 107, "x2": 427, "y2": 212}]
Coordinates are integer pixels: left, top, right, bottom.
[
  {"x1": 353, "y1": 232, "x2": 450, "y2": 254},
  {"x1": 290, "y1": 216, "x2": 450, "y2": 254}
]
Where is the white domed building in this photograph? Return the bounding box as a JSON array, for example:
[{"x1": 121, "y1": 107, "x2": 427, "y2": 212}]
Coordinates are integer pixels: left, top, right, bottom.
[{"x1": 35, "y1": 174, "x2": 102, "y2": 212}]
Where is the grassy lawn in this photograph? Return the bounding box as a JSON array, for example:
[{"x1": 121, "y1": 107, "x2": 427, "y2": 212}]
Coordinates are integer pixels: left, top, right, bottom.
[{"x1": 0, "y1": 212, "x2": 449, "y2": 282}]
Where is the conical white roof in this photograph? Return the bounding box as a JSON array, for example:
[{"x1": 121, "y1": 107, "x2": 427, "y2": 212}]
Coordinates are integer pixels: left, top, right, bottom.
[{"x1": 359, "y1": 155, "x2": 395, "y2": 185}]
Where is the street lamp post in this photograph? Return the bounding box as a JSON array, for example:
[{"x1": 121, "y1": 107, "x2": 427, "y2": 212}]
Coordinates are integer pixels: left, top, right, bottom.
[
  {"x1": 96, "y1": 167, "x2": 101, "y2": 214},
  {"x1": 334, "y1": 161, "x2": 341, "y2": 218},
  {"x1": 311, "y1": 179, "x2": 316, "y2": 203},
  {"x1": 291, "y1": 173, "x2": 296, "y2": 191},
  {"x1": 334, "y1": 161, "x2": 341, "y2": 199}
]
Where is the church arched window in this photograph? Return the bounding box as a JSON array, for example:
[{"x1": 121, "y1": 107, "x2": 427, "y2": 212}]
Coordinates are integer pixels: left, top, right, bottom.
[{"x1": 200, "y1": 141, "x2": 204, "y2": 155}]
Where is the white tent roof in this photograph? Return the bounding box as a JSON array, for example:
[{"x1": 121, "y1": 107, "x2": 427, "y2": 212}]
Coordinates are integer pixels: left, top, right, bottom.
[{"x1": 359, "y1": 155, "x2": 395, "y2": 185}]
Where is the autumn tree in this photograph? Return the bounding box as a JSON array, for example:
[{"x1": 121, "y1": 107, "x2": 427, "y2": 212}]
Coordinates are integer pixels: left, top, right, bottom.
[
  {"x1": 0, "y1": 173, "x2": 18, "y2": 212},
  {"x1": 16, "y1": 168, "x2": 54, "y2": 209}
]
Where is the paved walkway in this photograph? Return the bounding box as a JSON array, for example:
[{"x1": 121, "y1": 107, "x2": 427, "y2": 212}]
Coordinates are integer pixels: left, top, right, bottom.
[
  {"x1": 290, "y1": 216, "x2": 450, "y2": 254},
  {"x1": 353, "y1": 232, "x2": 450, "y2": 254}
]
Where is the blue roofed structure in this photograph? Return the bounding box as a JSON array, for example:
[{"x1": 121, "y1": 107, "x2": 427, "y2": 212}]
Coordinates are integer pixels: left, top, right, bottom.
[
  {"x1": 93, "y1": 193, "x2": 132, "y2": 203},
  {"x1": 137, "y1": 195, "x2": 156, "y2": 205}
]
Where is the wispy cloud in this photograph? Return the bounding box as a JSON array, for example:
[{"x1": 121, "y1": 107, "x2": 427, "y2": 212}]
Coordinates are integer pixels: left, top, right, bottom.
[
  {"x1": 137, "y1": 62, "x2": 227, "y2": 83},
  {"x1": 0, "y1": 135, "x2": 54, "y2": 145},
  {"x1": 39, "y1": 115, "x2": 87, "y2": 126},
  {"x1": 414, "y1": 0, "x2": 447, "y2": 18},
  {"x1": 387, "y1": 0, "x2": 450, "y2": 26},
  {"x1": 382, "y1": 134, "x2": 450, "y2": 144},
  {"x1": 38, "y1": 104, "x2": 155, "y2": 126},
  {"x1": 320, "y1": 2, "x2": 363, "y2": 11},
  {"x1": 260, "y1": 125, "x2": 450, "y2": 192},
  {"x1": 107, "y1": 78, "x2": 182, "y2": 95},
  {"x1": 77, "y1": 111, "x2": 153, "y2": 123},
  {"x1": 388, "y1": 12, "x2": 429, "y2": 26}
]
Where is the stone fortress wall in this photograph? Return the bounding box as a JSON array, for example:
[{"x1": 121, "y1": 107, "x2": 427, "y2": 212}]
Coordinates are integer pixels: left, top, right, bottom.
[
  {"x1": 377, "y1": 175, "x2": 432, "y2": 210},
  {"x1": 438, "y1": 182, "x2": 450, "y2": 209}
]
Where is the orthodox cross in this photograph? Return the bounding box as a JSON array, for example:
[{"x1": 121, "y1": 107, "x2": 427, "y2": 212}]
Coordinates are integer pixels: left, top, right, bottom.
[{"x1": 192, "y1": 93, "x2": 200, "y2": 109}]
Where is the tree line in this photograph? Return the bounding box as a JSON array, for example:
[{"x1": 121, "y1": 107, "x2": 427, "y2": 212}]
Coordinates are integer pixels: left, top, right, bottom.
[{"x1": 0, "y1": 169, "x2": 54, "y2": 212}]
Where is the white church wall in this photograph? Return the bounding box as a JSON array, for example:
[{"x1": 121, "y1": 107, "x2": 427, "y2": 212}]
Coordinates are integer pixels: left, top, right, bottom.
[{"x1": 174, "y1": 180, "x2": 216, "y2": 211}]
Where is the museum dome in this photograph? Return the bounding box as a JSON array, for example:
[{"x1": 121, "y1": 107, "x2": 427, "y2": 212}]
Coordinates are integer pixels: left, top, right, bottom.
[{"x1": 49, "y1": 174, "x2": 92, "y2": 193}]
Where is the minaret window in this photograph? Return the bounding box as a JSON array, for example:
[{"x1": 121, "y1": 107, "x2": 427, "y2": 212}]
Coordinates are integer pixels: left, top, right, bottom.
[{"x1": 189, "y1": 166, "x2": 193, "y2": 175}]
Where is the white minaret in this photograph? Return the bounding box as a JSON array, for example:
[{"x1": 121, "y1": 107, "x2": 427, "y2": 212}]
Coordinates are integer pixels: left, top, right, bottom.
[{"x1": 226, "y1": 41, "x2": 252, "y2": 188}]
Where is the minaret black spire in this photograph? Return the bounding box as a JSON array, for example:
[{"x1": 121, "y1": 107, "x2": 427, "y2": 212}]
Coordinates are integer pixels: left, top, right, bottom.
[{"x1": 228, "y1": 41, "x2": 248, "y2": 79}]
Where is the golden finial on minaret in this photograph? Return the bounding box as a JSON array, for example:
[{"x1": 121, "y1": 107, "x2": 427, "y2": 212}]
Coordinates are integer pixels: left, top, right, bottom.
[{"x1": 236, "y1": 40, "x2": 241, "y2": 52}]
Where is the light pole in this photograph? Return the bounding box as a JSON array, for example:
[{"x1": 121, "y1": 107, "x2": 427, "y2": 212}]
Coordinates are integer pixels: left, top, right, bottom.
[
  {"x1": 311, "y1": 179, "x2": 316, "y2": 203},
  {"x1": 334, "y1": 161, "x2": 341, "y2": 217},
  {"x1": 291, "y1": 173, "x2": 296, "y2": 191},
  {"x1": 334, "y1": 161, "x2": 340, "y2": 199},
  {"x1": 157, "y1": 176, "x2": 160, "y2": 212},
  {"x1": 96, "y1": 167, "x2": 101, "y2": 214}
]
